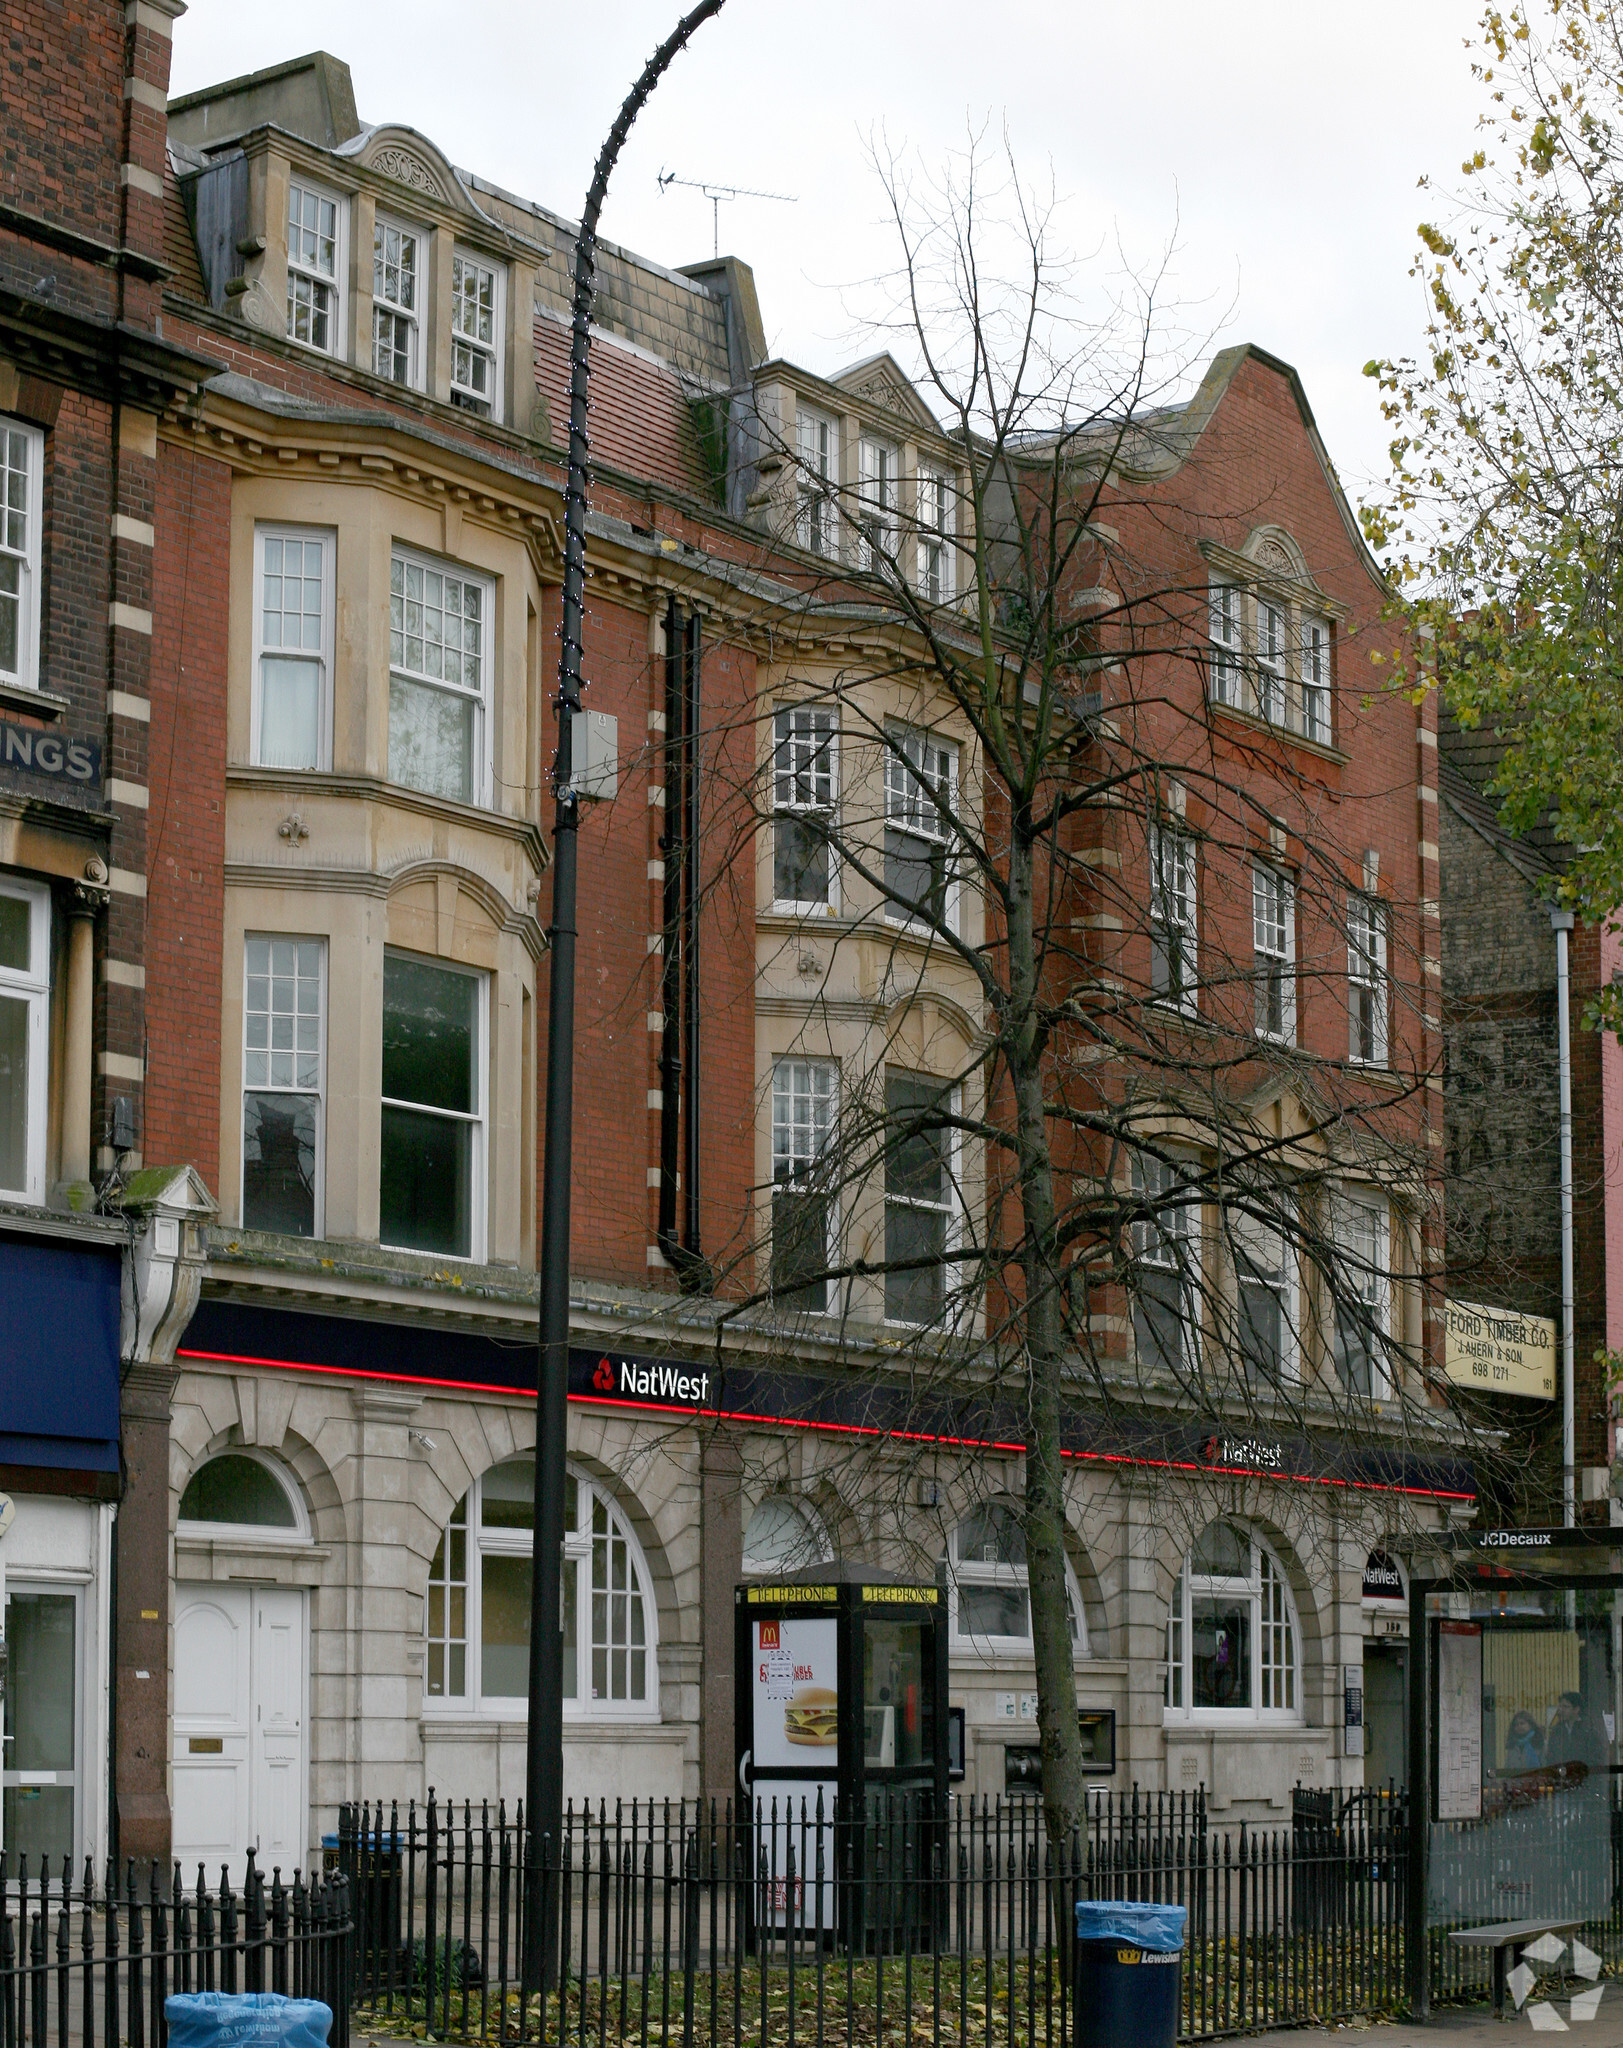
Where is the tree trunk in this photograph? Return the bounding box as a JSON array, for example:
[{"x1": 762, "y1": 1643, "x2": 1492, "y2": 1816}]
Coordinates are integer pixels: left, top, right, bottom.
[{"x1": 1004, "y1": 821, "x2": 1086, "y2": 1858}]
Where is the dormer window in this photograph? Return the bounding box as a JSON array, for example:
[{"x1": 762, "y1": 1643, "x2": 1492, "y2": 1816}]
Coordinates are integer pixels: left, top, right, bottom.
[
  {"x1": 858, "y1": 437, "x2": 898, "y2": 570},
  {"x1": 918, "y1": 469, "x2": 954, "y2": 602},
  {"x1": 451, "y1": 251, "x2": 503, "y2": 420},
  {"x1": 286, "y1": 181, "x2": 345, "y2": 355},
  {"x1": 797, "y1": 408, "x2": 839, "y2": 559},
  {"x1": 372, "y1": 216, "x2": 422, "y2": 388}
]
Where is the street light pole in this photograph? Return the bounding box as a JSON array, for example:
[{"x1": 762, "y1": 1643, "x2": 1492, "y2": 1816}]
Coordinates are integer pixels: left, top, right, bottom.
[
  {"x1": 1552, "y1": 905, "x2": 1577, "y2": 1528},
  {"x1": 523, "y1": 0, "x2": 727, "y2": 1992}
]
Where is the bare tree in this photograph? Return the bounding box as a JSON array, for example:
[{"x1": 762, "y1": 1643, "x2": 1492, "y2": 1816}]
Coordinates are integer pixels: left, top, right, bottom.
[{"x1": 626, "y1": 136, "x2": 1476, "y2": 1856}]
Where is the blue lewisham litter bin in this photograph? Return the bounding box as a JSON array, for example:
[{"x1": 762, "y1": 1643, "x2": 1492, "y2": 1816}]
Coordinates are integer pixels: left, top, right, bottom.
[
  {"x1": 165, "y1": 1993, "x2": 333, "y2": 2048},
  {"x1": 1074, "y1": 1900, "x2": 1187, "y2": 2048}
]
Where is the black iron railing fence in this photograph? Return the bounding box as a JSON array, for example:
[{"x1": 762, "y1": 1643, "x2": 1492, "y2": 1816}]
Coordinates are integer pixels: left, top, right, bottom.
[
  {"x1": 336, "y1": 1786, "x2": 1414, "y2": 2044},
  {"x1": 0, "y1": 1857, "x2": 351, "y2": 2048}
]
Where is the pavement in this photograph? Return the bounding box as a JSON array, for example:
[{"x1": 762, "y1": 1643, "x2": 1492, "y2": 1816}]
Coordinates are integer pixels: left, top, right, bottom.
[{"x1": 1239, "y1": 1990, "x2": 1623, "y2": 2046}]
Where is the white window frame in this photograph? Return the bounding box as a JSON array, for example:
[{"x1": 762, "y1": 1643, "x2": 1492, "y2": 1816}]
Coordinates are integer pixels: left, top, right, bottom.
[
  {"x1": 1230, "y1": 1195, "x2": 1299, "y2": 1385},
  {"x1": 285, "y1": 179, "x2": 346, "y2": 357},
  {"x1": 796, "y1": 407, "x2": 840, "y2": 559},
  {"x1": 379, "y1": 949, "x2": 489, "y2": 1264},
  {"x1": 883, "y1": 1070, "x2": 960, "y2": 1328},
  {"x1": 240, "y1": 934, "x2": 326, "y2": 1239},
  {"x1": 450, "y1": 249, "x2": 505, "y2": 422},
  {"x1": 1301, "y1": 617, "x2": 1331, "y2": 744},
  {"x1": 858, "y1": 437, "x2": 898, "y2": 571},
  {"x1": 1208, "y1": 583, "x2": 1242, "y2": 709},
  {"x1": 251, "y1": 525, "x2": 334, "y2": 771},
  {"x1": 0, "y1": 876, "x2": 50, "y2": 1204},
  {"x1": 1256, "y1": 598, "x2": 1287, "y2": 726},
  {"x1": 1332, "y1": 1189, "x2": 1391, "y2": 1399},
  {"x1": 0, "y1": 419, "x2": 44, "y2": 691},
  {"x1": 1131, "y1": 1150, "x2": 1201, "y2": 1375},
  {"x1": 884, "y1": 722, "x2": 958, "y2": 934},
  {"x1": 917, "y1": 468, "x2": 955, "y2": 602},
  {"x1": 1348, "y1": 892, "x2": 1388, "y2": 1066},
  {"x1": 388, "y1": 546, "x2": 493, "y2": 808},
  {"x1": 1149, "y1": 824, "x2": 1197, "y2": 1014},
  {"x1": 371, "y1": 212, "x2": 424, "y2": 390},
  {"x1": 1163, "y1": 1523, "x2": 1302, "y2": 1727},
  {"x1": 424, "y1": 1459, "x2": 660, "y2": 1723},
  {"x1": 176, "y1": 1447, "x2": 312, "y2": 1546},
  {"x1": 1252, "y1": 863, "x2": 1296, "y2": 1044},
  {"x1": 947, "y1": 1501, "x2": 1089, "y2": 1662},
  {"x1": 770, "y1": 1055, "x2": 837, "y2": 1314},
  {"x1": 743, "y1": 1495, "x2": 834, "y2": 1577},
  {"x1": 771, "y1": 703, "x2": 838, "y2": 913}
]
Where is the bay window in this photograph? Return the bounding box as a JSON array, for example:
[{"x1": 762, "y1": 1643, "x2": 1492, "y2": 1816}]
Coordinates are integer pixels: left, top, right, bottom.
[
  {"x1": 380, "y1": 950, "x2": 485, "y2": 1260},
  {"x1": 1165, "y1": 1521, "x2": 1300, "y2": 1722},
  {"x1": 0, "y1": 419, "x2": 43, "y2": 689},
  {"x1": 241, "y1": 935, "x2": 324, "y2": 1236},
  {"x1": 884, "y1": 1071, "x2": 955, "y2": 1325},
  {"x1": 772, "y1": 703, "x2": 837, "y2": 909},
  {"x1": 884, "y1": 723, "x2": 957, "y2": 931},
  {"x1": 388, "y1": 550, "x2": 490, "y2": 805},
  {"x1": 0, "y1": 878, "x2": 49, "y2": 1204},
  {"x1": 426, "y1": 1458, "x2": 658, "y2": 1718},
  {"x1": 253, "y1": 527, "x2": 334, "y2": 771},
  {"x1": 286, "y1": 181, "x2": 344, "y2": 354},
  {"x1": 771, "y1": 1056, "x2": 836, "y2": 1312}
]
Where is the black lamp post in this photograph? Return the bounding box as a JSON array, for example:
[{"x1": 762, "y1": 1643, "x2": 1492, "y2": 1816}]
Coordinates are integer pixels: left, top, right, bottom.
[{"x1": 523, "y1": 0, "x2": 726, "y2": 1991}]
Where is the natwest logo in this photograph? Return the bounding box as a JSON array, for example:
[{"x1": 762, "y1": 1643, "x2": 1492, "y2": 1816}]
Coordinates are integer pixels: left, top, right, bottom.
[
  {"x1": 1201, "y1": 1435, "x2": 1286, "y2": 1473},
  {"x1": 581, "y1": 1352, "x2": 712, "y2": 1410}
]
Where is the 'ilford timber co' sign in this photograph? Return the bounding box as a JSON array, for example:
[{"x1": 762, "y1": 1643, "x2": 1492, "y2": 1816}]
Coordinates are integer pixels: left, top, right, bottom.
[{"x1": 1443, "y1": 1298, "x2": 1557, "y2": 1401}]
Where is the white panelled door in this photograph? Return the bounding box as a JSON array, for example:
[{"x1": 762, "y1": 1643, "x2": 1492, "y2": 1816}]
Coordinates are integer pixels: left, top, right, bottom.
[{"x1": 173, "y1": 1586, "x2": 307, "y2": 1883}]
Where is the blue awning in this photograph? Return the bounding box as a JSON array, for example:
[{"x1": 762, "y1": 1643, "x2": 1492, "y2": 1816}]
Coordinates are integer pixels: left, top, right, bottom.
[{"x1": 0, "y1": 1234, "x2": 120, "y2": 1473}]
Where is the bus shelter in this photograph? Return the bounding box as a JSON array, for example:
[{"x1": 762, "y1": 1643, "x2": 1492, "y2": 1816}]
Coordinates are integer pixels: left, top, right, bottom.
[{"x1": 1406, "y1": 1527, "x2": 1623, "y2": 2017}]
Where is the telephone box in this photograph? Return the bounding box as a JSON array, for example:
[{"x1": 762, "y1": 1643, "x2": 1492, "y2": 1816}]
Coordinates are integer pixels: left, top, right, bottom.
[{"x1": 735, "y1": 1569, "x2": 949, "y2": 1950}]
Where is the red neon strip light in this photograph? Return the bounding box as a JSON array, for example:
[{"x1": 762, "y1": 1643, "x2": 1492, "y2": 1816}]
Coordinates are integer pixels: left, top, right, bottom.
[{"x1": 175, "y1": 1346, "x2": 1475, "y2": 1503}]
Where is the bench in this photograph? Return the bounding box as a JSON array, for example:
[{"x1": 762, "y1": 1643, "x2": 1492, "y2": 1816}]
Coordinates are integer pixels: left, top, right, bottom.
[{"x1": 1447, "y1": 1919, "x2": 1583, "y2": 2018}]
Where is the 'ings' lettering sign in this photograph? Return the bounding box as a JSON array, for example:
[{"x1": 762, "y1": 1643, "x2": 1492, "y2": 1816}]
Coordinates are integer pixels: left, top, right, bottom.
[{"x1": 0, "y1": 719, "x2": 100, "y2": 789}]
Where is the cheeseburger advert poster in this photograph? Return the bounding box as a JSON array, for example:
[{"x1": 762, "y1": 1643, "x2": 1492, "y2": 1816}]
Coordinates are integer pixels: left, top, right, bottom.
[{"x1": 752, "y1": 1616, "x2": 838, "y2": 1770}]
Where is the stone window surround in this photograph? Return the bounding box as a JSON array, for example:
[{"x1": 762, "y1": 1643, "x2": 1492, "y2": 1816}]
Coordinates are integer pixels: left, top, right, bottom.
[
  {"x1": 1198, "y1": 538, "x2": 1348, "y2": 761},
  {"x1": 1163, "y1": 1522, "x2": 1306, "y2": 1729}
]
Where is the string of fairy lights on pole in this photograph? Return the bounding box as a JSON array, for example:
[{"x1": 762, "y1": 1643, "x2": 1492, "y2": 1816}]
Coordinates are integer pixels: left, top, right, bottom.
[{"x1": 524, "y1": 0, "x2": 728, "y2": 1992}]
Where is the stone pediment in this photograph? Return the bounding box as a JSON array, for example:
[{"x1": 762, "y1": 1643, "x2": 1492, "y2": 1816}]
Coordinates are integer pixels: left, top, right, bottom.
[
  {"x1": 343, "y1": 126, "x2": 472, "y2": 215},
  {"x1": 831, "y1": 352, "x2": 941, "y2": 435}
]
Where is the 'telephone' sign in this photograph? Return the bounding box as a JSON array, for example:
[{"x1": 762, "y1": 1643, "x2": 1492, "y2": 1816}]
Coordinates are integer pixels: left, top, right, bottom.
[{"x1": 1443, "y1": 1299, "x2": 1557, "y2": 1401}]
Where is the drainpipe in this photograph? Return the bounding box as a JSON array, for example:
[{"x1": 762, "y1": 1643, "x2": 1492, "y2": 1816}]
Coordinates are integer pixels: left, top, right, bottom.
[
  {"x1": 682, "y1": 608, "x2": 706, "y2": 1278},
  {"x1": 1552, "y1": 906, "x2": 1577, "y2": 1528},
  {"x1": 657, "y1": 596, "x2": 684, "y2": 1260}
]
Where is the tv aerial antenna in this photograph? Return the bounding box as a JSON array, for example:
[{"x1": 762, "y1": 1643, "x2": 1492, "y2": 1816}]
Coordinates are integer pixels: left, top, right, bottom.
[{"x1": 657, "y1": 170, "x2": 797, "y2": 257}]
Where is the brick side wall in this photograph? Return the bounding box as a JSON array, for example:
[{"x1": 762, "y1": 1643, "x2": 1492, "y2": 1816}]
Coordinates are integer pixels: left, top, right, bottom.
[
  {"x1": 1, "y1": 2, "x2": 124, "y2": 248},
  {"x1": 146, "y1": 439, "x2": 228, "y2": 1192}
]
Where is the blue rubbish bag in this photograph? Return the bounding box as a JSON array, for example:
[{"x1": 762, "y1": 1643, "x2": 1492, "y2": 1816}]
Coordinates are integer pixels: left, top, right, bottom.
[
  {"x1": 1074, "y1": 1900, "x2": 1188, "y2": 1953},
  {"x1": 164, "y1": 1993, "x2": 332, "y2": 2048},
  {"x1": 1074, "y1": 1901, "x2": 1186, "y2": 2048}
]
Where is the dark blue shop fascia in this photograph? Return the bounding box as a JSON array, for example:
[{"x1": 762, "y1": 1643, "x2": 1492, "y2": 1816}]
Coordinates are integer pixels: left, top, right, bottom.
[
  {"x1": 179, "y1": 1296, "x2": 1474, "y2": 1507},
  {"x1": 0, "y1": 1231, "x2": 121, "y2": 1490}
]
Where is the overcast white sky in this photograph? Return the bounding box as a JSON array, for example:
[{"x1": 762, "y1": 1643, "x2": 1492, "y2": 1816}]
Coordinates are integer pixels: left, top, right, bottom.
[{"x1": 168, "y1": 1, "x2": 1486, "y2": 507}]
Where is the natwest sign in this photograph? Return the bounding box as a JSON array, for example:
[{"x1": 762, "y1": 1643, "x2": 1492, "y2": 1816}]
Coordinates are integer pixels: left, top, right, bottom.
[{"x1": 573, "y1": 1349, "x2": 712, "y2": 1413}]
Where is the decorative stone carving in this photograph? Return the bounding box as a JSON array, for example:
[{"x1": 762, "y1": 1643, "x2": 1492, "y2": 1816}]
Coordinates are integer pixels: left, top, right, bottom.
[
  {"x1": 1254, "y1": 537, "x2": 1294, "y2": 575},
  {"x1": 226, "y1": 275, "x2": 284, "y2": 336},
  {"x1": 371, "y1": 147, "x2": 443, "y2": 199},
  {"x1": 278, "y1": 811, "x2": 310, "y2": 845}
]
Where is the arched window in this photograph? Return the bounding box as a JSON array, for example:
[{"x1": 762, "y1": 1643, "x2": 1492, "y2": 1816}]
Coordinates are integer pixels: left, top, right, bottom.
[
  {"x1": 743, "y1": 1495, "x2": 833, "y2": 1577},
  {"x1": 424, "y1": 1459, "x2": 659, "y2": 1719},
  {"x1": 948, "y1": 1502, "x2": 1088, "y2": 1658},
  {"x1": 1164, "y1": 1520, "x2": 1300, "y2": 1724},
  {"x1": 178, "y1": 1450, "x2": 307, "y2": 1539}
]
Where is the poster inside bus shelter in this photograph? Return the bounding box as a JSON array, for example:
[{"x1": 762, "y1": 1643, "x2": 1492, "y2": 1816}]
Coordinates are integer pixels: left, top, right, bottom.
[
  {"x1": 1427, "y1": 1594, "x2": 1616, "y2": 1928},
  {"x1": 750, "y1": 1614, "x2": 837, "y2": 1929}
]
